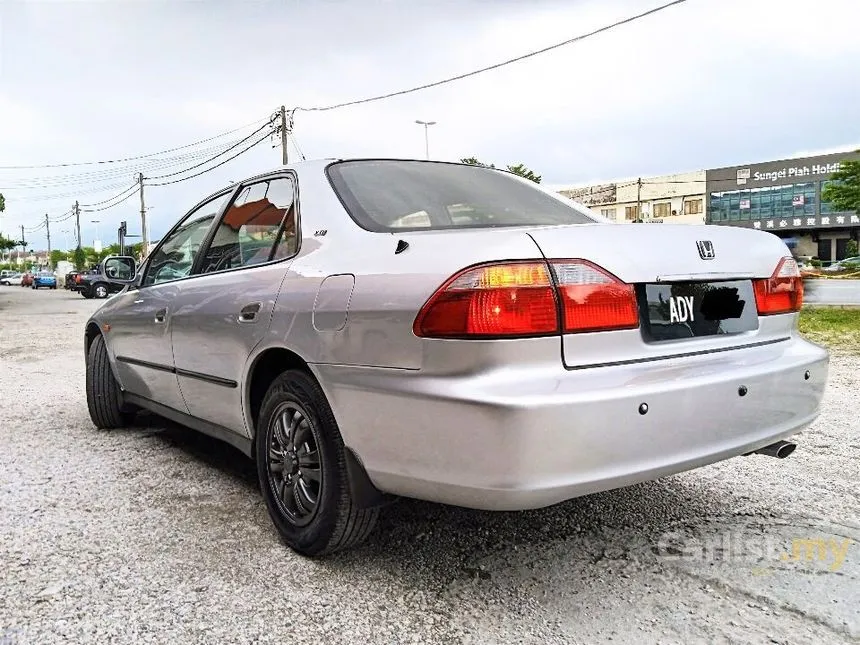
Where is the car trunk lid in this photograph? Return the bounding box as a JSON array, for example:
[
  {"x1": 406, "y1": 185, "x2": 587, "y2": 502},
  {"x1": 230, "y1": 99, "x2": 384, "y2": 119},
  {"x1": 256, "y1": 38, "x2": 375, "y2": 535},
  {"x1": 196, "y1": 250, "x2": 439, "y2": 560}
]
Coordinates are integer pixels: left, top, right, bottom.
[{"x1": 526, "y1": 223, "x2": 798, "y2": 368}]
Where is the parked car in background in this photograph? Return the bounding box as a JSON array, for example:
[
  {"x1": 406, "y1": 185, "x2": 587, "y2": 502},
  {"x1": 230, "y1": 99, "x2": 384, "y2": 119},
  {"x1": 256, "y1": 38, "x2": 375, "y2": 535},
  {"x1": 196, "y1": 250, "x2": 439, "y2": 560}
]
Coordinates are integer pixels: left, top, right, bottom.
[
  {"x1": 20, "y1": 272, "x2": 34, "y2": 287},
  {"x1": 83, "y1": 158, "x2": 829, "y2": 557},
  {"x1": 65, "y1": 270, "x2": 80, "y2": 289},
  {"x1": 32, "y1": 271, "x2": 58, "y2": 289},
  {"x1": 0, "y1": 272, "x2": 23, "y2": 286},
  {"x1": 76, "y1": 262, "x2": 128, "y2": 299},
  {"x1": 822, "y1": 256, "x2": 860, "y2": 272}
]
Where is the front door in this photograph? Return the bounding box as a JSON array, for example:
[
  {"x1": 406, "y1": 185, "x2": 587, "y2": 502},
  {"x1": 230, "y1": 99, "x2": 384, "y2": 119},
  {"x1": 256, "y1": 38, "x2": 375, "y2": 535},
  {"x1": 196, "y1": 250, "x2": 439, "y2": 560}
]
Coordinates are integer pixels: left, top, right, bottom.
[
  {"x1": 107, "y1": 282, "x2": 185, "y2": 412},
  {"x1": 171, "y1": 174, "x2": 299, "y2": 436},
  {"x1": 112, "y1": 189, "x2": 234, "y2": 414}
]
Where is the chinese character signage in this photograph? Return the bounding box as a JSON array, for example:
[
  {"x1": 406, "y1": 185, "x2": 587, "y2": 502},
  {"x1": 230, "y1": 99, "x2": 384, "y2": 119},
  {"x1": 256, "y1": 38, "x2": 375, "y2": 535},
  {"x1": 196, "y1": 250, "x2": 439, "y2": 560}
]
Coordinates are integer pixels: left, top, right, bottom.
[{"x1": 743, "y1": 214, "x2": 860, "y2": 230}]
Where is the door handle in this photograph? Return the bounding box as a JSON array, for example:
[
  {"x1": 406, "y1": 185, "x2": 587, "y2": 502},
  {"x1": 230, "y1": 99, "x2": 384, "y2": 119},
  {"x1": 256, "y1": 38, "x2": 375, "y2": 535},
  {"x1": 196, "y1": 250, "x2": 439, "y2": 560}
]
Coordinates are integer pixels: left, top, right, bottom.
[
  {"x1": 154, "y1": 308, "x2": 167, "y2": 323},
  {"x1": 238, "y1": 302, "x2": 262, "y2": 323}
]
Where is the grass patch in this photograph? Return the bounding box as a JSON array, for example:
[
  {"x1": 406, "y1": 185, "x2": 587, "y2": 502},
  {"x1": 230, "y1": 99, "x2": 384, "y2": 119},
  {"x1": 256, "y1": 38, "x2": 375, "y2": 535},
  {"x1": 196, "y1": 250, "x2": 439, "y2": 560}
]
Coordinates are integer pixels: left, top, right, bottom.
[{"x1": 798, "y1": 308, "x2": 860, "y2": 353}]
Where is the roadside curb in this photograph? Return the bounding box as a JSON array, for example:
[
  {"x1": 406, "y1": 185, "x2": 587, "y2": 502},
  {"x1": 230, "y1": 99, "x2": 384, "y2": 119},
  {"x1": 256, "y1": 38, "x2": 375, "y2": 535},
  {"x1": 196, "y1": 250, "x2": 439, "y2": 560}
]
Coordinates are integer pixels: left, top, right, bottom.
[{"x1": 802, "y1": 304, "x2": 860, "y2": 310}]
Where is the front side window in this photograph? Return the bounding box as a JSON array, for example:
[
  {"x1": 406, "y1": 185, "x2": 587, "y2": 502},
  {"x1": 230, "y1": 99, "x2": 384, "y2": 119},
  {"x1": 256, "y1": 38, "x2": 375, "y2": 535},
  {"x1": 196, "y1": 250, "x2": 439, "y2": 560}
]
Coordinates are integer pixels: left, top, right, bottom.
[
  {"x1": 197, "y1": 176, "x2": 297, "y2": 274},
  {"x1": 326, "y1": 160, "x2": 597, "y2": 232},
  {"x1": 142, "y1": 192, "x2": 230, "y2": 286}
]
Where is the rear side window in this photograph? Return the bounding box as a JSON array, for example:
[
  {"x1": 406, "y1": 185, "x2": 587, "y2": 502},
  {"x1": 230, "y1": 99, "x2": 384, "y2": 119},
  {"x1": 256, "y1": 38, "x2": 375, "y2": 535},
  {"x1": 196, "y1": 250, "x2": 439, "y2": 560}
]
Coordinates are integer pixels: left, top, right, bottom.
[
  {"x1": 198, "y1": 176, "x2": 297, "y2": 274},
  {"x1": 326, "y1": 160, "x2": 598, "y2": 232}
]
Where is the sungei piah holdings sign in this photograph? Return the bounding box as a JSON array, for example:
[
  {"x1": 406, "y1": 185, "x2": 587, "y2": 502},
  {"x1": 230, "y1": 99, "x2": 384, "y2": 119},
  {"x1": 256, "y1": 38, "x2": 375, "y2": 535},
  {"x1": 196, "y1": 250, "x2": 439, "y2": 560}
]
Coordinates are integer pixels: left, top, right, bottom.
[
  {"x1": 706, "y1": 151, "x2": 859, "y2": 194},
  {"x1": 735, "y1": 162, "x2": 843, "y2": 186}
]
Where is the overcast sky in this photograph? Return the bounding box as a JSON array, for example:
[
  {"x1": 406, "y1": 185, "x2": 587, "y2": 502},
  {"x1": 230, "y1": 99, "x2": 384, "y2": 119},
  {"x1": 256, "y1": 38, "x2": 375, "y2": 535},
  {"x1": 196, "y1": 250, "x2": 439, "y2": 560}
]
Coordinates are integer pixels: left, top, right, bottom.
[{"x1": 1, "y1": 0, "x2": 859, "y2": 251}]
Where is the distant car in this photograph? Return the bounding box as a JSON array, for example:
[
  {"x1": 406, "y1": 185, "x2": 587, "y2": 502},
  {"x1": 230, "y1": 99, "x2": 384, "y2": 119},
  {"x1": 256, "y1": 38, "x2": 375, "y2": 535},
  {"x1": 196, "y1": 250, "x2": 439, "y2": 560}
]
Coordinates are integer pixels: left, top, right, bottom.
[
  {"x1": 822, "y1": 256, "x2": 860, "y2": 272},
  {"x1": 76, "y1": 264, "x2": 128, "y2": 299},
  {"x1": 65, "y1": 271, "x2": 80, "y2": 289},
  {"x1": 32, "y1": 271, "x2": 57, "y2": 289},
  {"x1": 83, "y1": 158, "x2": 830, "y2": 557},
  {"x1": 20, "y1": 272, "x2": 34, "y2": 287},
  {"x1": 0, "y1": 272, "x2": 23, "y2": 286}
]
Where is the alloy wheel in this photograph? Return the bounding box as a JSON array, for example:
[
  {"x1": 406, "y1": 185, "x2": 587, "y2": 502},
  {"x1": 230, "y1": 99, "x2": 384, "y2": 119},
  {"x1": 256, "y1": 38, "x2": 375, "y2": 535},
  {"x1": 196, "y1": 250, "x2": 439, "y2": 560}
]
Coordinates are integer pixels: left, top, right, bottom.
[{"x1": 266, "y1": 403, "x2": 323, "y2": 527}]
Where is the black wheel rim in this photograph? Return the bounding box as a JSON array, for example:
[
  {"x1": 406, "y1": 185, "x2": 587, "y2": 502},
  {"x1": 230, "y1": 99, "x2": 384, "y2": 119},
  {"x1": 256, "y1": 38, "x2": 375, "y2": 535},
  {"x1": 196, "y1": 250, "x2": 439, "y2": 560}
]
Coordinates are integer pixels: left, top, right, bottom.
[{"x1": 266, "y1": 402, "x2": 323, "y2": 527}]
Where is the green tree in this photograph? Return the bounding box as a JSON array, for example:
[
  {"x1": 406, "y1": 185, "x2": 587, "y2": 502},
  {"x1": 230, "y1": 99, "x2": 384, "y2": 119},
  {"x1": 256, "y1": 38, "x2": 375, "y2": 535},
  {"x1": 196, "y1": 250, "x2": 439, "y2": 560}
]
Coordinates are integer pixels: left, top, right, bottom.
[
  {"x1": 0, "y1": 193, "x2": 13, "y2": 252},
  {"x1": 821, "y1": 154, "x2": 860, "y2": 213},
  {"x1": 460, "y1": 157, "x2": 541, "y2": 183},
  {"x1": 506, "y1": 163, "x2": 542, "y2": 184},
  {"x1": 50, "y1": 249, "x2": 70, "y2": 266},
  {"x1": 846, "y1": 239, "x2": 858, "y2": 258},
  {"x1": 72, "y1": 246, "x2": 87, "y2": 271},
  {"x1": 460, "y1": 156, "x2": 495, "y2": 168}
]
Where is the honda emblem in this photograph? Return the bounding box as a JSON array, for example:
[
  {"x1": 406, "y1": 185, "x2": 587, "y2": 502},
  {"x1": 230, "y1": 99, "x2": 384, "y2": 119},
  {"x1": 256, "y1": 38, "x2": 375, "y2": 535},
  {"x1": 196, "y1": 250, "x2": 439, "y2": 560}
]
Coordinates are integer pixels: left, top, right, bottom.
[{"x1": 697, "y1": 240, "x2": 715, "y2": 260}]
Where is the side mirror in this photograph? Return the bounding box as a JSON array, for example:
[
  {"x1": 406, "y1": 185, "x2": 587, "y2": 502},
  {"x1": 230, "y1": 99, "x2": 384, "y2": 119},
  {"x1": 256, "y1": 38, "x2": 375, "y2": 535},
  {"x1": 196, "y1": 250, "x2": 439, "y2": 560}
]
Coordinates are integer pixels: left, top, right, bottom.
[{"x1": 102, "y1": 256, "x2": 137, "y2": 283}]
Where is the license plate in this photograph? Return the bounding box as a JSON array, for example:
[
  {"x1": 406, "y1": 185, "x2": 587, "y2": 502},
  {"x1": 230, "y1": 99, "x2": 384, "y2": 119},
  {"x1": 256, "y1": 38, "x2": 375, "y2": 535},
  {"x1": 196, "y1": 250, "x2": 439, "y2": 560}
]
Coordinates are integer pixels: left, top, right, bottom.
[{"x1": 640, "y1": 280, "x2": 759, "y2": 341}]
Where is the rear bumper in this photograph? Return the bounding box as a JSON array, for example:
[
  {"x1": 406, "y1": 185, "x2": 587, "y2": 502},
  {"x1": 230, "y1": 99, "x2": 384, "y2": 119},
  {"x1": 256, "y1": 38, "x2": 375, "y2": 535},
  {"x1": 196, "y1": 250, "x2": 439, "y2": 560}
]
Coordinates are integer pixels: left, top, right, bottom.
[{"x1": 313, "y1": 335, "x2": 829, "y2": 511}]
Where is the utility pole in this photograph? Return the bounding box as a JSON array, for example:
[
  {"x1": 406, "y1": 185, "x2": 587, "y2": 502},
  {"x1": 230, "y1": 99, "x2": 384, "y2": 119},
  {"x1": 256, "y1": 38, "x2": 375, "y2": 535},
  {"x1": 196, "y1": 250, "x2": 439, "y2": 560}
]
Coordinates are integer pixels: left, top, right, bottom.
[
  {"x1": 636, "y1": 177, "x2": 642, "y2": 222},
  {"x1": 74, "y1": 201, "x2": 82, "y2": 248},
  {"x1": 279, "y1": 105, "x2": 289, "y2": 165},
  {"x1": 45, "y1": 214, "x2": 51, "y2": 267},
  {"x1": 19, "y1": 225, "x2": 25, "y2": 265},
  {"x1": 139, "y1": 173, "x2": 148, "y2": 259}
]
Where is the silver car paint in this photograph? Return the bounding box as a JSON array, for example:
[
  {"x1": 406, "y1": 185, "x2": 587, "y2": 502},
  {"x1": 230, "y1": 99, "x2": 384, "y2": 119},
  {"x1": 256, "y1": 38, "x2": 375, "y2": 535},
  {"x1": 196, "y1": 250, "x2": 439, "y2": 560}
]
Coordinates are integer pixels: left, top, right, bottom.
[{"x1": 88, "y1": 159, "x2": 829, "y2": 510}]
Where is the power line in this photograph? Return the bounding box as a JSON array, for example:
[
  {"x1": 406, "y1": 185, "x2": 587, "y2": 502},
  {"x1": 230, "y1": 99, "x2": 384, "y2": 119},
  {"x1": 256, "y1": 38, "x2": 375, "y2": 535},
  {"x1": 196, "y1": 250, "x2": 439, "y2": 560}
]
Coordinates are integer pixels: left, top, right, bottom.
[
  {"x1": 147, "y1": 120, "x2": 274, "y2": 181},
  {"x1": 81, "y1": 188, "x2": 140, "y2": 213},
  {"x1": 290, "y1": 133, "x2": 307, "y2": 162},
  {"x1": 0, "y1": 115, "x2": 271, "y2": 170},
  {"x1": 148, "y1": 130, "x2": 272, "y2": 187},
  {"x1": 0, "y1": 137, "x2": 256, "y2": 190},
  {"x1": 293, "y1": 0, "x2": 687, "y2": 113},
  {"x1": 80, "y1": 183, "x2": 139, "y2": 208}
]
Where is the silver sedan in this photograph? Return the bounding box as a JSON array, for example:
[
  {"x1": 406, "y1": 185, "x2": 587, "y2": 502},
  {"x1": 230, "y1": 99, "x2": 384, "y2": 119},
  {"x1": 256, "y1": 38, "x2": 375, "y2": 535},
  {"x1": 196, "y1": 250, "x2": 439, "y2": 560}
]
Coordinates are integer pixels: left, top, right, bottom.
[{"x1": 84, "y1": 159, "x2": 829, "y2": 556}]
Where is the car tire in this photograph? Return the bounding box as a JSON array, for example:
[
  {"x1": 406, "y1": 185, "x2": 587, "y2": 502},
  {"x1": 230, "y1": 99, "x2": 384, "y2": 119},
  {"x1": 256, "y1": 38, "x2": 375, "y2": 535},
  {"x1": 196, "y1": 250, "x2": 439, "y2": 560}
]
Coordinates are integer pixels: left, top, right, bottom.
[
  {"x1": 93, "y1": 283, "x2": 109, "y2": 299},
  {"x1": 86, "y1": 334, "x2": 135, "y2": 429},
  {"x1": 256, "y1": 369, "x2": 379, "y2": 557}
]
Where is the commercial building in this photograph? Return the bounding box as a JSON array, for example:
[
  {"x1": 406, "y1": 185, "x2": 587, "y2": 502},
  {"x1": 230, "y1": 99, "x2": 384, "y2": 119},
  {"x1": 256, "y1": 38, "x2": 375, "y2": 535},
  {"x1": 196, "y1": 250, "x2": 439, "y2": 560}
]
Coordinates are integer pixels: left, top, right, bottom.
[
  {"x1": 706, "y1": 151, "x2": 859, "y2": 262},
  {"x1": 558, "y1": 171, "x2": 706, "y2": 225},
  {"x1": 558, "y1": 150, "x2": 859, "y2": 262}
]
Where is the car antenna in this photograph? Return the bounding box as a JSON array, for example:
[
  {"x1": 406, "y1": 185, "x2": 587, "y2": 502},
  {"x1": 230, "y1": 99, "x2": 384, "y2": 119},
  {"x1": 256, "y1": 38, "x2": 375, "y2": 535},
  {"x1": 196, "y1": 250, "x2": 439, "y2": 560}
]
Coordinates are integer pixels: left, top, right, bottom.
[{"x1": 395, "y1": 239, "x2": 409, "y2": 254}]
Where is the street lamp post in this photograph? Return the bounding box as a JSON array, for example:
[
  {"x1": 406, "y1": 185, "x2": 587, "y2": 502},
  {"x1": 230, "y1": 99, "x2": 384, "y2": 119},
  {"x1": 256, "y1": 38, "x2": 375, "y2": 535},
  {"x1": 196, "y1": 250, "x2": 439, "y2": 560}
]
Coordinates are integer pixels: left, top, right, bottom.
[
  {"x1": 91, "y1": 220, "x2": 100, "y2": 245},
  {"x1": 415, "y1": 120, "x2": 436, "y2": 160}
]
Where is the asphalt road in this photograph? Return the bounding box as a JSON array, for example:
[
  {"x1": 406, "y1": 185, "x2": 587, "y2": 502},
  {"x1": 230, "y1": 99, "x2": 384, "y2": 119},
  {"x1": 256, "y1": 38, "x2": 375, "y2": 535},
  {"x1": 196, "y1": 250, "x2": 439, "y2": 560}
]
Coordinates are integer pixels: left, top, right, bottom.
[
  {"x1": 804, "y1": 279, "x2": 860, "y2": 306},
  {"x1": 1, "y1": 287, "x2": 858, "y2": 644}
]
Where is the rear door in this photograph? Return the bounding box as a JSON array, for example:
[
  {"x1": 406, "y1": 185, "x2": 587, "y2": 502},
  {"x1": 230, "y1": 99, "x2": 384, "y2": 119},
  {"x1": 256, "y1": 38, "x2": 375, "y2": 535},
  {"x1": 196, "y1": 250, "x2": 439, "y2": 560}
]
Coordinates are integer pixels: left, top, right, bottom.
[{"x1": 170, "y1": 174, "x2": 299, "y2": 436}]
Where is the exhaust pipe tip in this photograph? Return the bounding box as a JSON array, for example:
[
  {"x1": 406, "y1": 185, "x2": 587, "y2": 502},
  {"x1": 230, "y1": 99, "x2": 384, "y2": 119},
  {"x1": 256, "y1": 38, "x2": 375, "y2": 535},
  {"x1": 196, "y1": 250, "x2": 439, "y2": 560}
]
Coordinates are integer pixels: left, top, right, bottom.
[{"x1": 753, "y1": 440, "x2": 797, "y2": 459}]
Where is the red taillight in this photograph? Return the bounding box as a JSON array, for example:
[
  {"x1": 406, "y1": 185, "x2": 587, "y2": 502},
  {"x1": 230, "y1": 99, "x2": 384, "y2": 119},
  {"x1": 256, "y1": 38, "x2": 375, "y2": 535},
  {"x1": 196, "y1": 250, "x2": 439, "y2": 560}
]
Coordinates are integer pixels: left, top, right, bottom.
[
  {"x1": 754, "y1": 257, "x2": 803, "y2": 315},
  {"x1": 550, "y1": 260, "x2": 640, "y2": 333},
  {"x1": 413, "y1": 259, "x2": 640, "y2": 338},
  {"x1": 413, "y1": 262, "x2": 558, "y2": 338}
]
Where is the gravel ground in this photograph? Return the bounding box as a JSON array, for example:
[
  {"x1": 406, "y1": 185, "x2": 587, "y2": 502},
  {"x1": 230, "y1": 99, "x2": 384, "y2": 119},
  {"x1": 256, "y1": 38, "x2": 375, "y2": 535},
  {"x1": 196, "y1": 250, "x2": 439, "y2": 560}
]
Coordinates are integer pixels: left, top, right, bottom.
[{"x1": 1, "y1": 287, "x2": 858, "y2": 644}]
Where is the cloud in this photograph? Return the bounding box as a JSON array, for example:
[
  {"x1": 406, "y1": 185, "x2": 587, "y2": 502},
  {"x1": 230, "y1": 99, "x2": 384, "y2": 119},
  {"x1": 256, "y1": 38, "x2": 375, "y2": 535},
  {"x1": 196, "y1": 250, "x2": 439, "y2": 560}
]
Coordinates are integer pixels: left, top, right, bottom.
[{"x1": 1, "y1": 0, "x2": 859, "y2": 249}]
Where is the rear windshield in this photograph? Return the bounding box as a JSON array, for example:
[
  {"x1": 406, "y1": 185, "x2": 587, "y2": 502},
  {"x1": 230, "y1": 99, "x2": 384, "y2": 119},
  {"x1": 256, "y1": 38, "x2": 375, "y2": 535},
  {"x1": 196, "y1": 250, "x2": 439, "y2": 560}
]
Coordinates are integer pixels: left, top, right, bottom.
[{"x1": 326, "y1": 160, "x2": 598, "y2": 232}]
